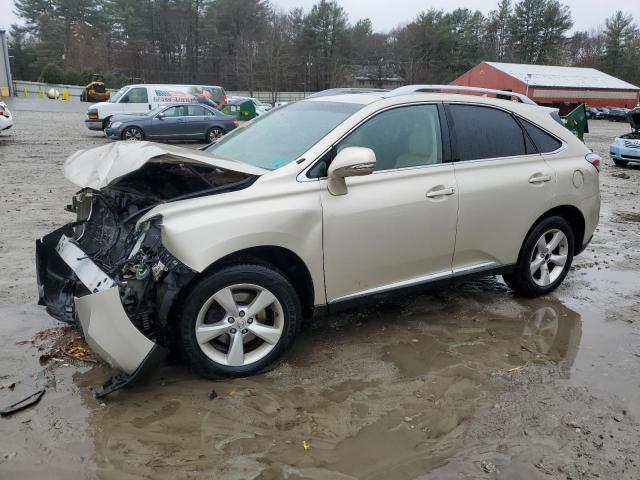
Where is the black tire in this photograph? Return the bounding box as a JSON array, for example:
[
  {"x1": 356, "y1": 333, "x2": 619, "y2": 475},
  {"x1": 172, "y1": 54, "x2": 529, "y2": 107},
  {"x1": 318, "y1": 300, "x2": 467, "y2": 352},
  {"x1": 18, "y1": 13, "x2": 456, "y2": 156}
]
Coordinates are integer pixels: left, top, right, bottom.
[
  {"x1": 178, "y1": 263, "x2": 301, "y2": 379},
  {"x1": 122, "y1": 126, "x2": 144, "y2": 141},
  {"x1": 613, "y1": 159, "x2": 629, "y2": 167},
  {"x1": 206, "y1": 126, "x2": 225, "y2": 143},
  {"x1": 502, "y1": 216, "x2": 575, "y2": 297}
]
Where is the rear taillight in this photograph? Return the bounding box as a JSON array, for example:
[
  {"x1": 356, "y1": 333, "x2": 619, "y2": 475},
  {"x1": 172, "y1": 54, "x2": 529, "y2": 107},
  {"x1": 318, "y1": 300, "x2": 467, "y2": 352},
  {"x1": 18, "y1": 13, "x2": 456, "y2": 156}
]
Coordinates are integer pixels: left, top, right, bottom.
[
  {"x1": 224, "y1": 95, "x2": 228, "y2": 105},
  {"x1": 585, "y1": 152, "x2": 601, "y2": 172},
  {"x1": 232, "y1": 118, "x2": 239, "y2": 126}
]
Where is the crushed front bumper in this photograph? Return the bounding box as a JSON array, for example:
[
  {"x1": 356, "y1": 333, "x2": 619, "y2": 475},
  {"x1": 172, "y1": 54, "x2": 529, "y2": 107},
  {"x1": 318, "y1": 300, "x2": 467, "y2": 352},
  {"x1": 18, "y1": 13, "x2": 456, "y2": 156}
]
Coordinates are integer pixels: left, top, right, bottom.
[{"x1": 36, "y1": 227, "x2": 168, "y2": 396}]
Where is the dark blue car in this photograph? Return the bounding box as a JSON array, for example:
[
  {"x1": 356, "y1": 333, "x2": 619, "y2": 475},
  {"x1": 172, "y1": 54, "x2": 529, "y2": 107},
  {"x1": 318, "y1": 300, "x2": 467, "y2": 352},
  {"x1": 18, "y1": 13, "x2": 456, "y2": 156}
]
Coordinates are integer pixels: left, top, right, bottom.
[{"x1": 105, "y1": 103, "x2": 239, "y2": 142}]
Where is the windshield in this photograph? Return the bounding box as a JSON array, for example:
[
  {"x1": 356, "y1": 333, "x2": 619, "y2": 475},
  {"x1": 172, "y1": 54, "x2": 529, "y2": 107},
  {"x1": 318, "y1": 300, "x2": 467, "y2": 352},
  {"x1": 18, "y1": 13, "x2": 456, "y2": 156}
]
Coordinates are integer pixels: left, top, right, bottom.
[
  {"x1": 109, "y1": 87, "x2": 129, "y2": 103},
  {"x1": 203, "y1": 101, "x2": 362, "y2": 170}
]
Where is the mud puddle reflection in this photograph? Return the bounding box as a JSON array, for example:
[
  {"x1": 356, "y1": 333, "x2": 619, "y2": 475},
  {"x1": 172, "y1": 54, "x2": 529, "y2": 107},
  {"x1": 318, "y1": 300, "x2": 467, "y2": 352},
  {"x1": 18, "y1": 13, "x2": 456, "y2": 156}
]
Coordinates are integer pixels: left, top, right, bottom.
[{"x1": 70, "y1": 285, "x2": 581, "y2": 479}]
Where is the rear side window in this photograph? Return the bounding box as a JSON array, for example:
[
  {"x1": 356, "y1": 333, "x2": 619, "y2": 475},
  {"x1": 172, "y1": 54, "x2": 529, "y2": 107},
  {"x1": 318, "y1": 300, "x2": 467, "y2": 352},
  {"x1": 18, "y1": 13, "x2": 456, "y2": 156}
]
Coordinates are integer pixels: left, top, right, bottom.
[
  {"x1": 448, "y1": 104, "x2": 529, "y2": 161},
  {"x1": 187, "y1": 105, "x2": 208, "y2": 116},
  {"x1": 520, "y1": 119, "x2": 563, "y2": 153}
]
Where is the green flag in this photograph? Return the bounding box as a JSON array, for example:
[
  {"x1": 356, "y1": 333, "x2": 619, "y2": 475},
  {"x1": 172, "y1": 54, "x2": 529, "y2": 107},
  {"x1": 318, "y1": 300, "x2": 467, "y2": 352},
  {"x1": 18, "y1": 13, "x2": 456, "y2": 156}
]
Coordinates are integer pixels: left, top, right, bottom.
[{"x1": 562, "y1": 103, "x2": 588, "y2": 141}]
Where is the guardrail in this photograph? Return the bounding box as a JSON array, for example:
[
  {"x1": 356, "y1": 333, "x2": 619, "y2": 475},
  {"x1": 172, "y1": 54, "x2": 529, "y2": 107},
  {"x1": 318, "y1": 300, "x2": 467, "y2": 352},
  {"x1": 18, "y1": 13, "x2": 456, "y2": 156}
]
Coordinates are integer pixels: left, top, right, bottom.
[{"x1": 12, "y1": 80, "x2": 313, "y2": 104}]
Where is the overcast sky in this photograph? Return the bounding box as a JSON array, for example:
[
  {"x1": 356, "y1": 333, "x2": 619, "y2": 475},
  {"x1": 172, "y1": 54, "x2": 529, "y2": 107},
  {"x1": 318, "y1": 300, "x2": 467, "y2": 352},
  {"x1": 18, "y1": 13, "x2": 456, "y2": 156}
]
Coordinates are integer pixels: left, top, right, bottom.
[{"x1": 1, "y1": 0, "x2": 638, "y2": 32}]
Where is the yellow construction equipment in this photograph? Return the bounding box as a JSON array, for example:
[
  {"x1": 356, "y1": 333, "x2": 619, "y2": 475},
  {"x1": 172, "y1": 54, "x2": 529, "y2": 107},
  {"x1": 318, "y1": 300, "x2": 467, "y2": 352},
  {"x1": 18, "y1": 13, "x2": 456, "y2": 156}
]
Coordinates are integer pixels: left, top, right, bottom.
[{"x1": 81, "y1": 74, "x2": 110, "y2": 102}]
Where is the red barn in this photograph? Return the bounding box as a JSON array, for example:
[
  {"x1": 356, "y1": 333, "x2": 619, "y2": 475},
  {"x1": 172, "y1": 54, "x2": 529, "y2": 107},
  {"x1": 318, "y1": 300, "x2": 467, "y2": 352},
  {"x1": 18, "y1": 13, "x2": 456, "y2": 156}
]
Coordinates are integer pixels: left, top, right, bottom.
[{"x1": 451, "y1": 61, "x2": 639, "y2": 112}]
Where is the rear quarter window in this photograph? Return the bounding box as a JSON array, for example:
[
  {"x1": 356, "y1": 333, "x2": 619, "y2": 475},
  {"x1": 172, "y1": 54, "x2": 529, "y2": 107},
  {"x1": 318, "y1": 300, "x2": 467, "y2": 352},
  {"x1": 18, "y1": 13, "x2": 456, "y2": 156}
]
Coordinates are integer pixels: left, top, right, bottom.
[{"x1": 520, "y1": 119, "x2": 563, "y2": 153}]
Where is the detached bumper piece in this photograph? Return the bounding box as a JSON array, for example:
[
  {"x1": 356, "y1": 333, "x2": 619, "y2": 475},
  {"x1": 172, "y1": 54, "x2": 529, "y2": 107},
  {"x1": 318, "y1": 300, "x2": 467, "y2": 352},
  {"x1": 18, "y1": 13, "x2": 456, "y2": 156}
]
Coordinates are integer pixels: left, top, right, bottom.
[
  {"x1": 36, "y1": 225, "x2": 84, "y2": 324},
  {"x1": 36, "y1": 226, "x2": 167, "y2": 396},
  {"x1": 92, "y1": 344, "x2": 168, "y2": 398}
]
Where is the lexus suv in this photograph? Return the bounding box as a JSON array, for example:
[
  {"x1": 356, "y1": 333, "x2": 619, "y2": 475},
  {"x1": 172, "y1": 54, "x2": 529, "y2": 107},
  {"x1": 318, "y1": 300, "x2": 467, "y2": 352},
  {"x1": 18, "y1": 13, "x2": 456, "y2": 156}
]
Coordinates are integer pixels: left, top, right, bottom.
[{"x1": 36, "y1": 86, "x2": 600, "y2": 395}]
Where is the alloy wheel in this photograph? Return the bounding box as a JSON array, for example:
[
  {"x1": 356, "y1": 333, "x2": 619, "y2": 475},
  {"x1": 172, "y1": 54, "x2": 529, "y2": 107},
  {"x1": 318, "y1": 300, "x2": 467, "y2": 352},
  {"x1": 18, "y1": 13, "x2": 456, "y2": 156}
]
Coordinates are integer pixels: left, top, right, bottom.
[
  {"x1": 194, "y1": 283, "x2": 284, "y2": 366},
  {"x1": 124, "y1": 128, "x2": 143, "y2": 141},
  {"x1": 529, "y1": 228, "x2": 569, "y2": 287},
  {"x1": 208, "y1": 127, "x2": 224, "y2": 142}
]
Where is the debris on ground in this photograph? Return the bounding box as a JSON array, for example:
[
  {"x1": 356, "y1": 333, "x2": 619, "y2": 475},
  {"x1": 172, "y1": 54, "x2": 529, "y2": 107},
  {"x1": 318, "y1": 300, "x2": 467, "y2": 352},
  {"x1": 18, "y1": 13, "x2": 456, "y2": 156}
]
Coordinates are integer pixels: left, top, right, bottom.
[
  {"x1": 481, "y1": 461, "x2": 496, "y2": 473},
  {"x1": 31, "y1": 327, "x2": 99, "y2": 367},
  {"x1": 0, "y1": 382, "x2": 16, "y2": 391},
  {"x1": 208, "y1": 389, "x2": 218, "y2": 400},
  {"x1": 611, "y1": 172, "x2": 631, "y2": 179},
  {"x1": 0, "y1": 389, "x2": 45, "y2": 417}
]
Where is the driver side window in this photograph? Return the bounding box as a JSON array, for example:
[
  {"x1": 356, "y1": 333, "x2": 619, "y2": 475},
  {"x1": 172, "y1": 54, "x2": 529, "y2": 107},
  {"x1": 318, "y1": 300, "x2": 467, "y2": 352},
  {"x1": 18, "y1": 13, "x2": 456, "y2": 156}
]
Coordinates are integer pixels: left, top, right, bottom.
[
  {"x1": 337, "y1": 104, "x2": 443, "y2": 172},
  {"x1": 122, "y1": 87, "x2": 148, "y2": 104},
  {"x1": 162, "y1": 106, "x2": 185, "y2": 117}
]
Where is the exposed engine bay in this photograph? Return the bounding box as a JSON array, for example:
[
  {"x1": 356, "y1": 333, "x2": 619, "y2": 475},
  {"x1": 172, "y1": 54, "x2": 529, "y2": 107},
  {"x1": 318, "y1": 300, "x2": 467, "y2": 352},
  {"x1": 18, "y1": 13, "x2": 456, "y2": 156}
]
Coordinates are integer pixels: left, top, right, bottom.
[{"x1": 36, "y1": 155, "x2": 258, "y2": 395}]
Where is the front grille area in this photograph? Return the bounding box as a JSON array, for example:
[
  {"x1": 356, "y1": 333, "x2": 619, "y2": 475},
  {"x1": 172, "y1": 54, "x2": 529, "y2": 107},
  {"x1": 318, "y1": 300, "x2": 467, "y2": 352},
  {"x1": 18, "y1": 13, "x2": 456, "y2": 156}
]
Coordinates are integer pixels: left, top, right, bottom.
[{"x1": 623, "y1": 141, "x2": 640, "y2": 149}]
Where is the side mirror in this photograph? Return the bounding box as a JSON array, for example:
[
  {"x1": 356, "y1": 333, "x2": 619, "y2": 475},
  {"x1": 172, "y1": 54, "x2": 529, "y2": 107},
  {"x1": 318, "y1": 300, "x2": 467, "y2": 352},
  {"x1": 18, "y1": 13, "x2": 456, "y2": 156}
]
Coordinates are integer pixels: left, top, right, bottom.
[
  {"x1": 157, "y1": 112, "x2": 164, "y2": 119},
  {"x1": 327, "y1": 147, "x2": 376, "y2": 196}
]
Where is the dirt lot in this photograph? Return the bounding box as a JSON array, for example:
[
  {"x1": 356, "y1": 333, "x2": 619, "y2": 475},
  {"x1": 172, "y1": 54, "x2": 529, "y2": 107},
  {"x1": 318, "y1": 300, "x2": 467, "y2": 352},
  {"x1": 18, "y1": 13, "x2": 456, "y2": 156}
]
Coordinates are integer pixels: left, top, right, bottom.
[{"x1": 0, "y1": 98, "x2": 639, "y2": 480}]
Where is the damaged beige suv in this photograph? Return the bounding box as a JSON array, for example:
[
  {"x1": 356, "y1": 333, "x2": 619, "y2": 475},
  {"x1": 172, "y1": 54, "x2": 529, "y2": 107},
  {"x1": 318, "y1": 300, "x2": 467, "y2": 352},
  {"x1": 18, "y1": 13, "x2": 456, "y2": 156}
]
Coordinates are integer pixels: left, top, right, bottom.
[{"x1": 37, "y1": 86, "x2": 600, "y2": 395}]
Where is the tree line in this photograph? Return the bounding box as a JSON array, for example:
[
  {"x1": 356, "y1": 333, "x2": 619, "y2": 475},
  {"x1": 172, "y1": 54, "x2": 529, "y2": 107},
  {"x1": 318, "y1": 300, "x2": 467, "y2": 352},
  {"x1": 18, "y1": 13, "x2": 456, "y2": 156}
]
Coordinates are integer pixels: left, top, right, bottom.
[{"x1": 8, "y1": 0, "x2": 640, "y2": 98}]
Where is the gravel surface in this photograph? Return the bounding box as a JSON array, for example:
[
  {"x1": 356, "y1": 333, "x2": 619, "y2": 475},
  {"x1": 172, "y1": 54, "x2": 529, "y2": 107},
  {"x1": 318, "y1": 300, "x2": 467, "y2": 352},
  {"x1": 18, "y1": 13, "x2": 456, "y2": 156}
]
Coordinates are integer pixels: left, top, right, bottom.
[{"x1": 0, "y1": 98, "x2": 639, "y2": 480}]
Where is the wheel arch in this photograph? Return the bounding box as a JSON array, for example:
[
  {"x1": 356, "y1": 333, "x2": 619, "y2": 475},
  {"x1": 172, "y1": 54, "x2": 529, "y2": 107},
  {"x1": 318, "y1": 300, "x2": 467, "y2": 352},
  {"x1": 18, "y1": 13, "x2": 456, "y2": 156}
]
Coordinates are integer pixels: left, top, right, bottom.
[
  {"x1": 169, "y1": 245, "x2": 316, "y2": 322},
  {"x1": 524, "y1": 205, "x2": 586, "y2": 258}
]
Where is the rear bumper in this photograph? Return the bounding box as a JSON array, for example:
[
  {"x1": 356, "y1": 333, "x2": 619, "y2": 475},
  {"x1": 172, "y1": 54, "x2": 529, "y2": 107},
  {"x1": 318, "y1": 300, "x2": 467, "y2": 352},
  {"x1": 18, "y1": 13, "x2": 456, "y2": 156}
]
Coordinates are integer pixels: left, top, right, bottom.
[
  {"x1": 577, "y1": 193, "x2": 600, "y2": 254},
  {"x1": 36, "y1": 227, "x2": 166, "y2": 383}
]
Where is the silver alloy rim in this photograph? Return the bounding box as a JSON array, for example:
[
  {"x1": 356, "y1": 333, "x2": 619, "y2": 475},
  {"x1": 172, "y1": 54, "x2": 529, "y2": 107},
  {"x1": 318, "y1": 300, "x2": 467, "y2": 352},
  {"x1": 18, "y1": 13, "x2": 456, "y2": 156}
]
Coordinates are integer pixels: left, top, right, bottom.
[
  {"x1": 209, "y1": 128, "x2": 223, "y2": 141},
  {"x1": 530, "y1": 228, "x2": 569, "y2": 287},
  {"x1": 195, "y1": 283, "x2": 284, "y2": 367},
  {"x1": 124, "y1": 128, "x2": 142, "y2": 141}
]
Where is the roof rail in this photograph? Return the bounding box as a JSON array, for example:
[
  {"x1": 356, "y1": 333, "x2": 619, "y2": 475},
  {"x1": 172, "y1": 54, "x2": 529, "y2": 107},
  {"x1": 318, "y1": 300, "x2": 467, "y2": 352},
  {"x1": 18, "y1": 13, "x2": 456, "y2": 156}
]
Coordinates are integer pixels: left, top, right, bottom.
[
  {"x1": 384, "y1": 85, "x2": 537, "y2": 105},
  {"x1": 308, "y1": 88, "x2": 390, "y2": 99}
]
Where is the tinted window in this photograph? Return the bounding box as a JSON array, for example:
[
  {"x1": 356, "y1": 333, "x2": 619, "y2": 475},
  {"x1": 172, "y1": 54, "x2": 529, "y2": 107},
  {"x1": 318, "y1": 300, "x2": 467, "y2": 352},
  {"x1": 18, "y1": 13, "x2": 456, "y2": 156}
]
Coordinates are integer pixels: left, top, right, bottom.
[
  {"x1": 337, "y1": 105, "x2": 442, "y2": 171},
  {"x1": 124, "y1": 87, "x2": 148, "y2": 104},
  {"x1": 187, "y1": 105, "x2": 208, "y2": 116},
  {"x1": 520, "y1": 119, "x2": 562, "y2": 153},
  {"x1": 448, "y1": 104, "x2": 528, "y2": 161}
]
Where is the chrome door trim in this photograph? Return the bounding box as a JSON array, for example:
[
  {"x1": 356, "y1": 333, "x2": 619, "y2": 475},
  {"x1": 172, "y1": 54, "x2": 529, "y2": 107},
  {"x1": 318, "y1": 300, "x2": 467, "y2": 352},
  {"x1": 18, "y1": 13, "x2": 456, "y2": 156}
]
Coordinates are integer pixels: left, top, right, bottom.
[
  {"x1": 328, "y1": 261, "x2": 502, "y2": 304},
  {"x1": 452, "y1": 261, "x2": 499, "y2": 276},
  {"x1": 330, "y1": 269, "x2": 452, "y2": 303}
]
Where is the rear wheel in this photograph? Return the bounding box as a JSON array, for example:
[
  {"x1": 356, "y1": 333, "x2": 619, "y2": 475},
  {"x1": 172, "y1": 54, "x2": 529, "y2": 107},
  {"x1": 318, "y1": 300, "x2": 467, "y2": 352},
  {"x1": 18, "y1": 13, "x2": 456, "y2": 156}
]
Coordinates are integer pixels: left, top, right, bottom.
[
  {"x1": 503, "y1": 216, "x2": 574, "y2": 297},
  {"x1": 179, "y1": 264, "x2": 301, "y2": 379},
  {"x1": 613, "y1": 159, "x2": 629, "y2": 167},
  {"x1": 122, "y1": 126, "x2": 144, "y2": 141},
  {"x1": 206, "y1": 126, "x2": 225, "y2": 143}
]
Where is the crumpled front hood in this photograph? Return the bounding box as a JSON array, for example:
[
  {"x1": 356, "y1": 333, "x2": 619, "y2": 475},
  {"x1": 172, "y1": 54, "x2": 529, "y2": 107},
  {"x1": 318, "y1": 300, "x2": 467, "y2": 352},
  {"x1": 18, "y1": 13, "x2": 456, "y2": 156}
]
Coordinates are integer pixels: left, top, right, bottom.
[{"x1": 64, "y1": 141, "x2": 267, "y2": 189}]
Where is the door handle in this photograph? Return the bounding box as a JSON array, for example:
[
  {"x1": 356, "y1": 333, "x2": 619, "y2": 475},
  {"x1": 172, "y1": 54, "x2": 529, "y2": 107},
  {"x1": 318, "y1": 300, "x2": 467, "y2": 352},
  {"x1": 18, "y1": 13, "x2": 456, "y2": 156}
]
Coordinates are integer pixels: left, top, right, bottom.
[
  {"x1": 426, "y1": 187, "x2": 456, "y2": 198},
  {"x1": 529, "y1": 174, "x2": 551, "y2": 184}
]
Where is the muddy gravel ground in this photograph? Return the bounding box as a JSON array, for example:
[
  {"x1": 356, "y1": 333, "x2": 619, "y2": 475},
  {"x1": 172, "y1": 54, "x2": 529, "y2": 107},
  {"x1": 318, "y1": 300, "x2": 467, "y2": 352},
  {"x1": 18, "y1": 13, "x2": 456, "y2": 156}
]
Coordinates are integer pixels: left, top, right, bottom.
[{"x1": 1, "y1": 98, "x2": 639, "y2": 480}]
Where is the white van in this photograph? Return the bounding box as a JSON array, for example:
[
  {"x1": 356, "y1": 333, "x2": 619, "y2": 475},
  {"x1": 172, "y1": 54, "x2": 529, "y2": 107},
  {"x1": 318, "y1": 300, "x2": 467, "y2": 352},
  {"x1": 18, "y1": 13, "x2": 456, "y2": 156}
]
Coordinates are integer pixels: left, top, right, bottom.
[{"x1": 84, "y1": 84, "x2": 227, "y2": 131}]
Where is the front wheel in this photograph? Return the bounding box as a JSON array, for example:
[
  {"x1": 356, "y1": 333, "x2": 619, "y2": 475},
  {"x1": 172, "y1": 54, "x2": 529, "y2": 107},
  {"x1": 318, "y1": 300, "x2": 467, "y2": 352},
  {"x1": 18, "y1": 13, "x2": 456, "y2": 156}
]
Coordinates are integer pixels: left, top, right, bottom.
[
  {"x1": 613, "y1": 159, "x2": 629, "y2": 167},
  {"x1": 503, "y1": 216, "x2": 574, "y2": 297},
  {"x1": 122, "y1": 126, "x2": 144, "y2": 141},
  {"x1": 206, "y1": 126, "x2": 225, "y2": 143},
  {"x1": 178, "y1": 264, "x2": 301, "y2": 379}
]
